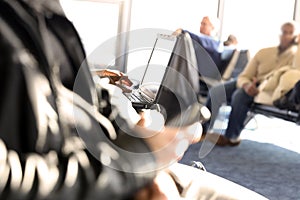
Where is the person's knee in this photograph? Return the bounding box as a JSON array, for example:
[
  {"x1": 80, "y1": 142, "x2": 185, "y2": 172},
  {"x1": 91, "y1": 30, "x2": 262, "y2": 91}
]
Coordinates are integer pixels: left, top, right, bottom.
[{"x1": 231, "y1": 88, "x2": 252, "y2": 106}]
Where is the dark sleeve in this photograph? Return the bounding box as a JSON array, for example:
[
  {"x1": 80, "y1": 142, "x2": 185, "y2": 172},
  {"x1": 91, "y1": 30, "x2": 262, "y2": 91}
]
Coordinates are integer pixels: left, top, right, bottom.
[
  {"x1": 0, "y1": 41, "x2": 156, "y2": 200},
  {"x1": 0, "y1": 30, "x2": 38, "y2": 154},
  {"x1": 0, "y1": 11, "x2": 156, "y2": 200}
]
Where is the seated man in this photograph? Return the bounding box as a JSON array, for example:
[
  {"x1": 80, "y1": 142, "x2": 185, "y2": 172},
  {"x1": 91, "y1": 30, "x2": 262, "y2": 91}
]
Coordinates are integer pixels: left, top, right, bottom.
[
  {"x1": 175, "y1": 17, "x2": 237, "y2": 96},
  {"x1": 176, "y1": 16, "x2": 234, "y2": 74},
  {"x1": 273, "y1": 35, "x2": 300, "y2": 111},
  {"x1": 203, "y1": 21, "x2": 300, "y2": 146}
]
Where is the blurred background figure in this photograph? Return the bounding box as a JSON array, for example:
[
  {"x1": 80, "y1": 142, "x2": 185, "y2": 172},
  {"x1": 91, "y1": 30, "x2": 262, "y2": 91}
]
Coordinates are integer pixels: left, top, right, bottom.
[
  {"x1": 223, "y1": 34, "x2": 238, "y2": 47},
  {"x1": 204, "y1": 21, "x2": 300, "y2": 147},
  {"x1": 199, "y1": 16, "x2": 220, "y2": 38}
]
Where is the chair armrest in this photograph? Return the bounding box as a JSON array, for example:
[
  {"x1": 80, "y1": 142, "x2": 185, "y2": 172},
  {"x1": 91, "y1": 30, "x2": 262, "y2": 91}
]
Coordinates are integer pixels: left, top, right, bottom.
[{"x1": 250, "y1": 103, "x2": 300, "y2": 124}]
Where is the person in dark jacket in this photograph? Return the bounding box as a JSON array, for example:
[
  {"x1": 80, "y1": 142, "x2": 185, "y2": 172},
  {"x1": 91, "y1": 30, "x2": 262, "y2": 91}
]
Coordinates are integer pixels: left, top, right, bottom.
[{"x1": 0, "y1": 0, "x2": 202, "y2": 199}]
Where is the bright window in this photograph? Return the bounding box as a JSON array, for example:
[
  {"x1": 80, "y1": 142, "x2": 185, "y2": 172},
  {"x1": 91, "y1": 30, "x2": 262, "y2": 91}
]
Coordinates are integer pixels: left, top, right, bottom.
[
  {"x1": 222, "y1": 0, "x2": 295, "y2": 56},
  {"x1": 130, "y1": 0, "x2": 219, "y2": 35},
  {"x1": 60, "y1": 0, "x2": 119, "y2": 64},
  {"x1": 128, "y1": 0, "x2": 219, "y2": 73}
]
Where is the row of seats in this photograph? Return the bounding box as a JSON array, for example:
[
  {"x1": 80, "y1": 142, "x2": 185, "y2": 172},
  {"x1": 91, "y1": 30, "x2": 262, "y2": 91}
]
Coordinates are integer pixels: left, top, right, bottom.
[
  {"x1": 248, "y1": 103, "x2": 300, "y2": 125},
  {"x1": 191, "y1": 38, "x2": 300, "y2": 126}
]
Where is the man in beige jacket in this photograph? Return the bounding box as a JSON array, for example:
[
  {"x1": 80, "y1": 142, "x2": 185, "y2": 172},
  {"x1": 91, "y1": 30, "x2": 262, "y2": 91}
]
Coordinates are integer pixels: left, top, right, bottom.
[
  {"x1": 255, "y1": 32, "x2": 300, "y2": 104},
  {"x1": 204, "y1": 21, "x2": 300, "y2": 146}
]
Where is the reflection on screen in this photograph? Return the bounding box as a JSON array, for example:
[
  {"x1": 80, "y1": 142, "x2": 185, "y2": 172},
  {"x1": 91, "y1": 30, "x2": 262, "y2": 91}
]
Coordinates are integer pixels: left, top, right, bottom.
[{"x1": 141, "y1": 36, "x2": 176, "y2": 86}]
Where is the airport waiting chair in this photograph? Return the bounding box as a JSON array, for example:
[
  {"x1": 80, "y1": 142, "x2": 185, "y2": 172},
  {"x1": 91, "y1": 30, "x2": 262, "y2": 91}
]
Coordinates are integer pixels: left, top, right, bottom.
[
  {"x1": 222, "y1": 49, "x2": 250, "y2": 80},
  {"x1": 245, "y1": 103, "x2": 300, "y2": 126},
  {"x1": 197, "y1": 48, "x2": 250, "y2": 98}
]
